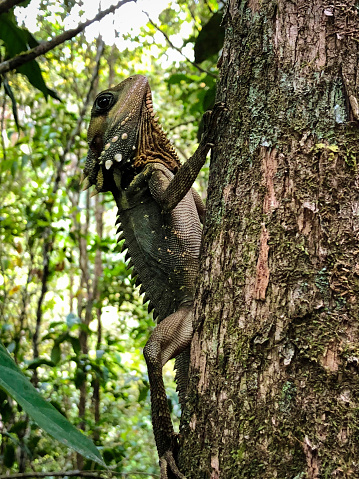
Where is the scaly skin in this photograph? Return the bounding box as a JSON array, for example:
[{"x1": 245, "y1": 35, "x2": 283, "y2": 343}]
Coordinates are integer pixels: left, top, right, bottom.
[{"x1": 83, "y1": 75, "x2": 222, "y2": 478}]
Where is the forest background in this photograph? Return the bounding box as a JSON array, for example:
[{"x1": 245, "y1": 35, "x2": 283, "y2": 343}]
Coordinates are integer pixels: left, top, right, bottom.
[{"x1": 0, "y1": 0, "x2": 223, "y2": 477}]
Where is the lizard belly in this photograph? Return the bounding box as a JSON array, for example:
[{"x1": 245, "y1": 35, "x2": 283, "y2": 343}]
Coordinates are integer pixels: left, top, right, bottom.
[{"x1": 118, "y1": 189, "x2": 201, "y2": 322}]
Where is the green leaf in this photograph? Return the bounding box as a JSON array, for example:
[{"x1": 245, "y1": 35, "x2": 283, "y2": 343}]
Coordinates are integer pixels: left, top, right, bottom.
[
  {"x1": 4, "y1": 443, "x2": 16, "y2": 468},
  {"x1": 194, "y1": 11, "x2": 225, "y2": 63},
  {"x1": 0, "y1": 13, "x2": 60, "y2": 101},
  {"x1": 70, "y1": 337, "x2": 81, "y2": 355},
  {"x1": 3, "y1": 76, "x2": 19, "y2": 128},
  {"x1": 202, "y1": 85, "x2": 216, "y2": 112},
  {"x1": 23, "y1": 29, "x2": 40, "y2": 49},
  {"x1": 51, "y1": 343, "x2": 61, "y2": 364},
  {"x1": 0, "y1": 12, "x2": 28, "y2": 58},
  {"x1": 138, "y1": 382, "x2": 149, "y2": 403},
  {"x1": 9, "y1": 419, "x2": 28, "y2": 436},
  {"x1": 166, "y1": 73, "x2": 194, "y2": 86},
  {"x1": 17, "y1": 61, "x2": 60, "y2": 101},
  {"x1": 74, "y1": 369, "x2": 87, "y2": 389},
  {"x1": 0, "y1": 342, "x2": 105, "y2": 467},
  {"x1": 11, "y1": 159, "x2": 18, "y2": 177}
]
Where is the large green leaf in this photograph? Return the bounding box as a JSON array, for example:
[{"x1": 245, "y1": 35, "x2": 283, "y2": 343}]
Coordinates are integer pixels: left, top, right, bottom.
[
  {"x1": 194, "y1": 11, "x2": 225, "y2": 64},
  {"x1": 0, "y1": 12, "x2": 28, "y2": 57},
  {"x1": 0, "y1": 12, "x2": 60, "y2": 100},
  {"x1": 0, "y1": 342, "x2": 105, "y2": 467},
  {"x1": 3, "y1": 76, "x2": 19, "y2": 128}
]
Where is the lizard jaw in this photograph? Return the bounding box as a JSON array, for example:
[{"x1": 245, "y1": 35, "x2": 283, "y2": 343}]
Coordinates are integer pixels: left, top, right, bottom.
[{"x1": 83, "y1": 75, "x2": 157, "y2": 194}]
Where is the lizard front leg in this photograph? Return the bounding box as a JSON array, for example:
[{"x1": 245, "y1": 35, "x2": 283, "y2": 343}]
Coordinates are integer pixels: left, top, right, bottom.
[
  {"x1": 158, "y1": 102, "x2": 225, "y2": 212},
  {"x1": 127, "y1": 103, "x2": 224, "y2": 214},
  {"x1": 143, "y1": 305, "x2": 193, "y2": 479}
]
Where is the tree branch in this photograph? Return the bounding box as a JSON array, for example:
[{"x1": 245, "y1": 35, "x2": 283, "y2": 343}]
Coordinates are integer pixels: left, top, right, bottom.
[
  {"x1": 143, "y1": 12, "x2": 217, "y2": 79},
  {"x1": 0, "y1": 0, "x2": 135, "y2": 75},
  {"x1": 168, "y1": 120, "x2": 194, "y2": 131},
  {"x1": 0, "y1": 0, "x2": 25, "y2": 15}
]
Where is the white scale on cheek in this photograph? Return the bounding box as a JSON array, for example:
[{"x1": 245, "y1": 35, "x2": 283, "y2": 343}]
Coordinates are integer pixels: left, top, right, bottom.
[{"x1": 98, "y1": 119, "x2": 132, "y2": 167}]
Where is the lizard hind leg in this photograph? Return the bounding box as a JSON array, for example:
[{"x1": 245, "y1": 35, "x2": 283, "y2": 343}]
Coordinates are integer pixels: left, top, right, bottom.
[
  {"x1": 144, "y1": 305, "x2": 193, "y2": 372},
  {"x1": 143, "y1": 305, "x2": 193, "y2": 478},
  {"x1": 174, "y1": 346, "x2": 191, "y2": 407}
]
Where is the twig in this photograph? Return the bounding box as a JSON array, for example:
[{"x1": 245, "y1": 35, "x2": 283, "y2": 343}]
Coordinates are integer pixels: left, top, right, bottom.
[
  {"x1": 0, "y1": 89, "x2": 6, "y2": 166},
  {"x1": 0, "y1": 0, "x2": 25, "y2": 14},
  {"x1": 0, "y1": 471, "x2": 160, "y2": 479},
  {"x1": 187, "y1": 5, "x2": 199, "y2": 31},
  {"x1": 143, "y1": 12, "x2": 217, "y2": 79},
  {"x1": 168, "y1": 120, "x2": 194, "y2": 131},
  {"x1": 203, "y1": 0, "x2": 214, "y2": 14},
  {"x1": 0, "y1": 0, "x2": 135, "y2": 75}
]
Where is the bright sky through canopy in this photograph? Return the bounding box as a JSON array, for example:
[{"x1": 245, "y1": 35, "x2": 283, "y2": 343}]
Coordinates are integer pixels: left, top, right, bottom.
[
  {"x1": 16, "y1": 0, "x2": 170, "y2": 35},
  {"x1": 15, "y1": 0, "x2": 194, "y2": 66}
]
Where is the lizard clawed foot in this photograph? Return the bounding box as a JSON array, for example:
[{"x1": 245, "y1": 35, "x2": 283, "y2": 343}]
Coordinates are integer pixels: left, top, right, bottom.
[
  {"x1": 201, "y1": 102, "x2": 227, "y2": 145},
  {"x1": 160, "y1": 450, "x2": 186, "y2": 479}
]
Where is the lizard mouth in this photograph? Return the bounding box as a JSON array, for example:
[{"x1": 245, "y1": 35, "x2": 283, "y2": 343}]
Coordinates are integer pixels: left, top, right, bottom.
[{"x1": 82, "y1": 75, "x2": 154, "y2": 195}]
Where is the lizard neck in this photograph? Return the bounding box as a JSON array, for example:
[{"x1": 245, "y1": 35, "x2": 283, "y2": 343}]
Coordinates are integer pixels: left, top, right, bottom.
[{"x1": 133, "y1": 109, "x2": 181, "y2": 173}]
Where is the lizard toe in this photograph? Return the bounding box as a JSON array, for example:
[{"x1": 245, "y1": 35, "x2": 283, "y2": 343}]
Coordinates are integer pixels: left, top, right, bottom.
[{"x1": 160, "y1": 450, "x2": 186, "y2": 479}]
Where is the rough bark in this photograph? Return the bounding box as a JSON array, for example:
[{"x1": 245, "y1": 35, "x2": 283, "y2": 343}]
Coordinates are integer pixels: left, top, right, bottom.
[{"x1": 180, "y1": 1, "x2": 359, "y2": 477}]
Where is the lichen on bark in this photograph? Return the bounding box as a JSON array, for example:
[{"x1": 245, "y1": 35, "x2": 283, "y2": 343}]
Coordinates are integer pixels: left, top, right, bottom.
[{"x1": 179, "y1": 1, "x2": 359, "y2": 477}]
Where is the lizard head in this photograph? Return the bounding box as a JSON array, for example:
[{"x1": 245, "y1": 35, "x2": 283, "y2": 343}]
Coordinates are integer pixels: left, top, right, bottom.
[
  {"x1": 83, "y1": 74, "x2": 180, "y2": 195},
  {"x1": 83, "y1": 74, "x2": 152, "y2": 194}
]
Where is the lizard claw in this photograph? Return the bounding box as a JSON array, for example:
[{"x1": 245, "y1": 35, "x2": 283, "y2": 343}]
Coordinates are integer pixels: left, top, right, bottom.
[
  {"x1": 202, "y1": 102, "x2": 226, "y2": 145},
  {"x1": 160, "y1": 451, "x2": 186, "y2": 479}
]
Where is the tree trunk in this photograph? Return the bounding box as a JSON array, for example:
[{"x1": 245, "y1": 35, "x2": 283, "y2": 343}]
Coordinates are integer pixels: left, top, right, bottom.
[{"x1": 180, "y1": 1, "x2": 359, "y2": 477}]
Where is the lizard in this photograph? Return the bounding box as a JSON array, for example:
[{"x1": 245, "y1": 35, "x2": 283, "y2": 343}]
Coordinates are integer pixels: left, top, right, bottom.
[{"x1": 82, "y1": 74, "x2": 222, "y2": 478}]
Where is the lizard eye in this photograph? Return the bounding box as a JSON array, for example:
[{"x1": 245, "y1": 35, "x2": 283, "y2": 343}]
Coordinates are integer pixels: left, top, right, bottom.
[{"x1": 94, "y1": 93, "x2": 114, "y2": 112}]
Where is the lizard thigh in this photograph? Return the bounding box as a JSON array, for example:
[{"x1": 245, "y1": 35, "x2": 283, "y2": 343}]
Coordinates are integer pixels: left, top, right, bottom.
[{"x1": 144, "y1": 306, "x2": 193, "y2": 369}]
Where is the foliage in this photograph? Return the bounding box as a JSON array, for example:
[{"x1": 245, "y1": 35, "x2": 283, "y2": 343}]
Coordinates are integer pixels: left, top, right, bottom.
[
  {"x1": 0, "y1": 9, "x2": 60, "y2": 124},
  {"x1": 0, "y1": 342, "x2": 105, "y2": 466},
  {"x1": 0, "y1": 0, "x2": 221, "y2": 475},
  {"x1": 194, "y1": 8, "x2": 225, "y2": 63}
]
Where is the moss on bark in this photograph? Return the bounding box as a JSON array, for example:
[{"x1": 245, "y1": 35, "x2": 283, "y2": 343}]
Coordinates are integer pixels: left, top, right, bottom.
[{"x1": 179, "y1": 1, "x2": 359, "y2": 477}]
